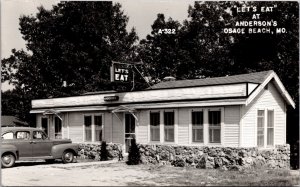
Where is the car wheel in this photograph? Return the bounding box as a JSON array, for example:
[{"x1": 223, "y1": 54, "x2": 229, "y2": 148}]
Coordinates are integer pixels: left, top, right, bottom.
[
  {"x1": 1, "y1": 153, "x2": 15, "y2": 168},
  {"x1": 45, "y1": 159, "x2": 55, "y2": 164},
  {"x1": 62, "y1": 151, "x2": 74, "y2": 164}
]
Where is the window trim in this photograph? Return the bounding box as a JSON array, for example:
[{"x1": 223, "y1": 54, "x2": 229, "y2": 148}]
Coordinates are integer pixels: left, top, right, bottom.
[
  {"x1": 163, "y1": 110, "x2": 175, "y2": 143},
  {"x1": 149, "y1": 111, "x2": 160, "y2": 142},
  {"x1": 208, "y1": 108, "x2": 224, "y2": 145},
  {"x1": 83, "y1": 113, "x2": 104, "y2": 142},
  {"x1": 267, "y1": 109, "x2": 274, "y2": 147},
  {"x1": 257, "y1": 109, "x2": 265, "y2": 147},
  {"x1": 256, "y1": 108, "x2": 275, "y2": 148},
  {"x1": 189, "y1": 108, "x2": 224, "y2": 146},
  {"x1": 191, "y1": 110, "x2": 204, "y2": 143}
]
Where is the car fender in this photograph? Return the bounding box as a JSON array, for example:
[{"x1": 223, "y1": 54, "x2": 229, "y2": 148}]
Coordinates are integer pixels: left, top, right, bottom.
[
  {"x1": 1, "y1": 144, "x2": 18, "y2": 159},
  {"x1": 51, "y1": 143, "x2": 79, "y2": 158}
]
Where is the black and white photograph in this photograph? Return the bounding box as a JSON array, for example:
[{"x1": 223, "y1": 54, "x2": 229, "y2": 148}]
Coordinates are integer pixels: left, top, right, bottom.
[{"x1": 1, "y1": 0, "x2": 299, "y2": 186}]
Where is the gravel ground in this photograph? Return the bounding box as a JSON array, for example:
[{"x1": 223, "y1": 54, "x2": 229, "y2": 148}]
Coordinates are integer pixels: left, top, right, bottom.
[
  {"x1": 1, "y1": 160, "x2": 299, "y2": 186},
  {"x1": 1, "y1": 160, "x2": 161, "y2": 186}
]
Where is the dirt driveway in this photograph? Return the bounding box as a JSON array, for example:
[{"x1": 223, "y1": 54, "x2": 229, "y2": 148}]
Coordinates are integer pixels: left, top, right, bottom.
[
  {"x1": 2, "y1": 160, "x2": 299, "y2": 186},
  {"x1": 1, "y1": 160, "x2": 161, "y2": 186}
]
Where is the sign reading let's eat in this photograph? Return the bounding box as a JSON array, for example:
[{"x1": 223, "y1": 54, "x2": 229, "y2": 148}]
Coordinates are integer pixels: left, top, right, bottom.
[{"x1": 110, "y1": 62, "x2": 130, "y2": 82}]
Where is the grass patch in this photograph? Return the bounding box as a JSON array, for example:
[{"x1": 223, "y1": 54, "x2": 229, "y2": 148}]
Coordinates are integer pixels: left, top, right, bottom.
[{"x1": 128, "y1": 164, "x2": 300, "y2": 186}]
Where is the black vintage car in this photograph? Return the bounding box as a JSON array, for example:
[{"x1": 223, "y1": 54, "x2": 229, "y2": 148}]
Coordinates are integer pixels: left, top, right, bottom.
[{"x1": 1, "y1": 127, "x2": 79, "y2": 168}]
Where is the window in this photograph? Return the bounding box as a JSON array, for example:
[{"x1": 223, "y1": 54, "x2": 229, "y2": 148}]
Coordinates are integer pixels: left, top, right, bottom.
[
  {"x1": 257, "y1": 110, "x2": 265, "y2": 147},
  {"x1": 192, "y1": 111, "x2": 203, "y2": 143},
  {"x1": 16, "y1": 131, "x2": 30, "y2": 139},
  {"x1": 267, "y1": 110, "x2": 274, "y2": 146},
  {"x1": 84, "y1": 115, "x2": 92, "y2": 142},
  {"x1": 94, "y1": 115, "x2": 103, "y2": 141},
  {"x1": 41, "y1": 118, "x2": 48, "y2": 136},
  {"x1": 209, "y1": 111, "x2": 221, "y2": 143},
  {"x1": 164, "y1": 111, "x2": 174, "y2": 142},
  {"x1": 2, "y1": 132, "x2": 14, "y2": 140},
  {"x1": 150, "y1": 112, "x2": 160, "y2": 141},
  {"x1": 55, "y1": 117, "x2": 62, "y2": 139},
  {"x1": 33, "y1": 131, "x2": 48, "y2": 140}
]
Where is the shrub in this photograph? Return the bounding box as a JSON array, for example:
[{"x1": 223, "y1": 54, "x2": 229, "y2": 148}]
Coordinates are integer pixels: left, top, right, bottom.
[
  {"x1": 126, "y1": 138, "x2": 141, "y2": 165},
  {"x1": 100, "y1": 141, "x2": 109, "y2": 161}
]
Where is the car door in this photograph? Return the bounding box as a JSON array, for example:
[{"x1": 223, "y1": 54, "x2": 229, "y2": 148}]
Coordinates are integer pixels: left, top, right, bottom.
[
  {"x1": 14, "y1": 131, "x2": 33, "y2": 157},
  {"x1": 31, "y1": 131, "x2": 53, "y2": 156}
]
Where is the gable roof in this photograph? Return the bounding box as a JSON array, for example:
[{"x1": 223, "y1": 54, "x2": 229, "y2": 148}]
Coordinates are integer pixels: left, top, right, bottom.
[
  {"x1": 149, "y1": 70, "x2": 272, "y2": 90},
  {"x1": 1, "y1": 116, "x2": 28, "y2": 127}
]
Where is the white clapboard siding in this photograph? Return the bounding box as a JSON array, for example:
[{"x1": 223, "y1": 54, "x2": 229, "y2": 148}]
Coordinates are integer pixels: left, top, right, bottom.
[
  {"x1": 32, "y1": 83, "x2": 247, "y2": 109},
  {"x1": 68, "y1": 112, "x2": 84, "y2": 143},
  {"x1": 104, "y1": 112, "x2": 113, "y2": 143},
  {"x1": 178, "y1": 108, "x2": 189, "y2": 145},
  {"x1": 112, "y1": 113, "x2": 124, "y2": 144},
  {"x1": 224, "y1": 106, "x2": 240, "y2": 147},
  {"x1": 242, "y1": 82, "x2": 286, "y2": 147},
  {"x1": 136, "y1": 110, "x2": 148, "y2": 144}
]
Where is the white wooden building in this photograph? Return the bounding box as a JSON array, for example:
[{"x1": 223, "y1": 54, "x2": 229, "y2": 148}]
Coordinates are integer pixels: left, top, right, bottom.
[{"x1": 30, "y1": 70, "x2": 295, "y2": 151}]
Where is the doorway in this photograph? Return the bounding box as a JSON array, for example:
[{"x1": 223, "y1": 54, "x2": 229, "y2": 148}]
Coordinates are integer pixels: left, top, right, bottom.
[{"x1": 125, "y1": 113, "x2": 136, "y2": 153}]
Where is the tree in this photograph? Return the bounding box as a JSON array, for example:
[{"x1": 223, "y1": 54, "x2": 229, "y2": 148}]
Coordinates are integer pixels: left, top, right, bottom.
[
  {"x1": 100, "y1": 141, "x2": 110, "y2": 161},
  {"x1": 138, "y1": 14, "x2": 191, "y2": 82},
  {"x1": 126, "y1": 138, "x2": 141, "y2": 165},
  {"x1": 1, "y1": 1, "x2": 138, "y2": 122}
]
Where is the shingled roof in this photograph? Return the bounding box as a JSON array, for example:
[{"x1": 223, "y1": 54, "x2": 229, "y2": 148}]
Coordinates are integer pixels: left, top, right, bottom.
[{"x1": 149, "y1": 70, "x2": 273, "y2": 90}]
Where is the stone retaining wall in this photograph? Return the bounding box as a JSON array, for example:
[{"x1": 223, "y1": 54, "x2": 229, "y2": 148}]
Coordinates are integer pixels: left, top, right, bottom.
[
  {"x1": 138, "y1": 144, "x2": 290, "y2": 170},
  {"x1": 78, "y1": 143, "x2": 290, "y2": 170},
  {"x1": 78, "y1": 143, "x2": 122, "y2": 160}
]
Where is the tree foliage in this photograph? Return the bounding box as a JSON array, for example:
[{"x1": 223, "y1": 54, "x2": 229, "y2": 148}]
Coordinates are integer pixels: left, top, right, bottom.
[
  {"x1": 138, "y1": 1, "x2": 298, "y2": 147},
  {"x1": 1, "y1": 1, "x2": 138, "y2": 122},
  {"x1": 139, "y1": 1, "x2": 298, "y2": 102},
  {"x1": 126, "y1": 138, "x2": 141, "y2": 165}
]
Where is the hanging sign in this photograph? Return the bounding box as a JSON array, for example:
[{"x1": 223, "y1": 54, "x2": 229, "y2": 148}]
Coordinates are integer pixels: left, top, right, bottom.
[{"x1": 110, "y1": 62, "x2": 130, "y2": 82}]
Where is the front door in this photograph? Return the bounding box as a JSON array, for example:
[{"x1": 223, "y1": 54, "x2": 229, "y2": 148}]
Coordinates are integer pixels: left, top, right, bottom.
[
  {"x1": 54, "y1": 117, "x2": 62, "y2": 139},
  {"x1": 125, "y1": 113, "x2": 136, "y2": 153}
]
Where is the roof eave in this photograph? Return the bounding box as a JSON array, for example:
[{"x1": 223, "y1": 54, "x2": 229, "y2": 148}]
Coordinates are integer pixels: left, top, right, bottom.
[{"x1": 245, "y1": 71, "x2": 295, "y2": 109}]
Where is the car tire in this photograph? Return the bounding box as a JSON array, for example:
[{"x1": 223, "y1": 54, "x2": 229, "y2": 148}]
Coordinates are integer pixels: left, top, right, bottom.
[
  {"x1": 1, "y1": 153, "x2": 15, "y2": 168},
  {"x1": 62, "y1": 151, "x2": 74, "y2": 164},
  {"x1": 45, "y1": 159, "x2": 55, "y2": 164}
]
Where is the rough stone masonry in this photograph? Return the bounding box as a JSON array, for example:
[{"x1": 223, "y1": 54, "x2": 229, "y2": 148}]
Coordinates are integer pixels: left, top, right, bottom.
[{"x1": 78, "y1": 143, "x2": 290, "y2": 170}]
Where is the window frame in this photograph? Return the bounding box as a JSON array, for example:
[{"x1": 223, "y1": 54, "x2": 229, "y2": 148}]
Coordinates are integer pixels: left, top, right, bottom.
[
  {"x1": 256, "y1": 109, "x2": 275, "y2": 148},
  {"x1": 208, "y1": 109, "x2": 222, "y2": 144},
  {"x1": 150, "y1": 111, "x2": 160, "y2": 142},
  {"x1": 83, "y1": 113, "x2": 104, "y2": 142},
  {"x1": 256, "y1": 109, "x2": 265, "y2": 147},
  {"x1": 1, "y1": 131, "x2": 14, "y2": 140},
  {"x1": 191, "y1": 110, "x2": 204, "y2": 143},
  {"x1": 267, "y1": 110, "x2": 274, "y2": 147},
  {"x1": 16, "y1": 131, "x2": 31, "y2": 140},
  {"x1": 164, "y1": 111, "x2": 175, "y2": 142}
]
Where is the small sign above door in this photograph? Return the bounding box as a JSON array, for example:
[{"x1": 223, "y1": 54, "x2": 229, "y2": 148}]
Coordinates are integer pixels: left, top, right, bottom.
[{"x1": 104, "y1": 96, "x2": 119, "y2": 101}]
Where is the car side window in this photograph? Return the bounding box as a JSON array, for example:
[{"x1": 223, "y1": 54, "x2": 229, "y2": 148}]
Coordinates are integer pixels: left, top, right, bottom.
[
  {"x1": 33, "y1": 131, "x2": 47, "y2": 140},
  {"x1": 1, "y1": 132, "x2": 14, "y2": 139},
  {"x1": 16, "y1": 131, "x2": 30, "y2": 140}
]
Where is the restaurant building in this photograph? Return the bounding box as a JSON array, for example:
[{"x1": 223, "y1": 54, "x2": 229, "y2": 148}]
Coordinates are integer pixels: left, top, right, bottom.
[{"x1": 30, "y1": 70, "x2": 295, "y2": 152}]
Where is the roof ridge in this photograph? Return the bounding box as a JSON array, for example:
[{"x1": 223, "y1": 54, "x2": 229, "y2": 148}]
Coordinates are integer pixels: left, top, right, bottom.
[
  {"x1": 149, "y1": 70, "x2": 274, "y2": 90},
  {"x1": 171, "y1": 70, "x2": 274, "y2": 82}
]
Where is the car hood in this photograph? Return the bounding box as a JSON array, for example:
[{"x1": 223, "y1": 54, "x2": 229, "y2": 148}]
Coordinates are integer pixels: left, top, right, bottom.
[{"x1": 51, "y1": 139, "x2": 72, "y2": 145}]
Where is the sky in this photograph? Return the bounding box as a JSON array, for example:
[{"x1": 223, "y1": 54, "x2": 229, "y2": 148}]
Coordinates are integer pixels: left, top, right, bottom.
[{"x1": 1, "y1": 0, "x2": 194, "y2": 91}]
